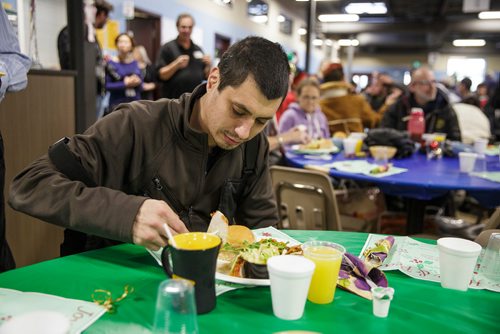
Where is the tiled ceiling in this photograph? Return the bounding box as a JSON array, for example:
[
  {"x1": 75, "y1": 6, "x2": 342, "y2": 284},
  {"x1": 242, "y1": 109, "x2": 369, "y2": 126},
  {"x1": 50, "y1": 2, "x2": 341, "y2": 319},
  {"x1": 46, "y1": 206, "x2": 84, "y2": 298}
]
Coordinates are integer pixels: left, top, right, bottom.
[{"x1": 275, "y1": 0, "x2": 500, "y2": 54}]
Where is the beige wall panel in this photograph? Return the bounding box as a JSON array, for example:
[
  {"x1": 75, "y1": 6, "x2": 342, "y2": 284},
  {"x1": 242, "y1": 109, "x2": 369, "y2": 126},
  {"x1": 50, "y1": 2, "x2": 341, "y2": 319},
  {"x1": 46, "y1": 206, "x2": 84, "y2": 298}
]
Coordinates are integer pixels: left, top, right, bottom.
[{"x1": 0, "y1": 72, "x2": 75, "y2": 268}]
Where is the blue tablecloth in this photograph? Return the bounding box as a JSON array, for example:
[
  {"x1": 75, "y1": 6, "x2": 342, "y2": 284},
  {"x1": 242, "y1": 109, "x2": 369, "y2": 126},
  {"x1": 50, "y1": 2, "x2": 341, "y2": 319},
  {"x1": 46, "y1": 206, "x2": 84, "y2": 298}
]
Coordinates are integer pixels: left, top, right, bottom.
[{"x1": 285, "y1": 151, "x2": 500, "y2": 208}]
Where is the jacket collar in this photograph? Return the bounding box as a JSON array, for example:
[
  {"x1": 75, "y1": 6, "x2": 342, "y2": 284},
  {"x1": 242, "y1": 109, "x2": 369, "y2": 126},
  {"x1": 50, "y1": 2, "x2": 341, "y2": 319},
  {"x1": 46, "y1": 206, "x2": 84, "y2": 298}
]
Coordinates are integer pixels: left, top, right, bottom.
[
  {"x1": 178, "y1": 83, "x2": 209, "y2": 149},
  {"x1": 319, "y1": 81, "x2": 352, "y2": 99}
]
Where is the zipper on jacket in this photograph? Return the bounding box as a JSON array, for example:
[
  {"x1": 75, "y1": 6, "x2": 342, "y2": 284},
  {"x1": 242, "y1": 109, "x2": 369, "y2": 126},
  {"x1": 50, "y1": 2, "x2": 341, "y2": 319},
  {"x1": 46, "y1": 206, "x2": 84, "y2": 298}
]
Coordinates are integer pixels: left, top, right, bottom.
[{"x1": 152, "y1": 176, "x2": 190, "y2": 222}]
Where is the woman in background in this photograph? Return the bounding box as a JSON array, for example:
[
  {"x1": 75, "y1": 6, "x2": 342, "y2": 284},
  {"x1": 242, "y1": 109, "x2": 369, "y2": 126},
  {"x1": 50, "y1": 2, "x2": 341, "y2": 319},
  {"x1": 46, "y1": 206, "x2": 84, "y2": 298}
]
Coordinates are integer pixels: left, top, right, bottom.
[
  {"x1": 279, "y1": 78, "x2": 330, "y2": 139},
  {"x1": 133, "y1": 45, "x2": 156, "y2": 100},
  {"x1": 104, "y1": 33, "x2": 142, "y2": 115}
]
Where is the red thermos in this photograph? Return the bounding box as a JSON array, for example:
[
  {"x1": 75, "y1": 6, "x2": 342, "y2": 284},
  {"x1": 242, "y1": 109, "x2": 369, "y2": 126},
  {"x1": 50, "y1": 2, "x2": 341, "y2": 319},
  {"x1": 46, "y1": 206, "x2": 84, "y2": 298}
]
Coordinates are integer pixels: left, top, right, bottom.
[{"x1": 407, "y1": 108, "x2": 425, "y2": 141}]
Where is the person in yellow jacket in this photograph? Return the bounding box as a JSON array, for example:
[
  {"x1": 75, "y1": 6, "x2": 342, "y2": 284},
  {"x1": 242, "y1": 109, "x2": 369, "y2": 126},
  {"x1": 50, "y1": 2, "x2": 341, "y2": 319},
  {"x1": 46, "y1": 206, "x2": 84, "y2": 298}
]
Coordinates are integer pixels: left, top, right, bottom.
[{"x1": 319, "y1": 62, "x2": 381, "y2": 134}]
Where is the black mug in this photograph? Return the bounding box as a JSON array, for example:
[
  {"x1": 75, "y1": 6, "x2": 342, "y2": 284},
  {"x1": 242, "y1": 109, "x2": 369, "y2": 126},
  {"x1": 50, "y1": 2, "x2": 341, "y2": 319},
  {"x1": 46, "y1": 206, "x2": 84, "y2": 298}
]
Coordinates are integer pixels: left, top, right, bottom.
[{"x1": 161, "y1": 232, "x2": 221, "y2": 314}]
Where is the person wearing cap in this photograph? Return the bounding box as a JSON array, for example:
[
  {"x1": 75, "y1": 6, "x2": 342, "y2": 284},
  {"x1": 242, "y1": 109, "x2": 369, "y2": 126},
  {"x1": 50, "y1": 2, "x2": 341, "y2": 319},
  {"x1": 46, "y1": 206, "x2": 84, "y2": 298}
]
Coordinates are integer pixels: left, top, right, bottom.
[
  {"x1": 319, "y1": 62, "x2": 381, "y2": 134},
  {"x1": 156, "y1": 13, "x2": 211, "y2": 99},
  {"x1": 380, "y1": 66, "x2": 461, "y2": 141}
]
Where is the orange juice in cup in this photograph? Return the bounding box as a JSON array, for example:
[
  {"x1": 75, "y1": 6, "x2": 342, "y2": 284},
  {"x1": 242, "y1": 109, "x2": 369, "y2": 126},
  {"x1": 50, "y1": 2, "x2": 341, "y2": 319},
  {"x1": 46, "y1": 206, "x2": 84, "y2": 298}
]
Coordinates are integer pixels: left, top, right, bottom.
[{"x1": 303, "y1": 241, "x2": 345, "y2": 304}]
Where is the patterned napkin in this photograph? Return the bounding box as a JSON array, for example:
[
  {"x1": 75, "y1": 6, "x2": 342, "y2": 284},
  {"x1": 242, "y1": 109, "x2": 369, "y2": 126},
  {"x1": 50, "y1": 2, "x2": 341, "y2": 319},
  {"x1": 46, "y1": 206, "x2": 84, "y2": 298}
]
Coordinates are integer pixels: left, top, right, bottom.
[
  {"x1": 362, "y1": 236, "x2": 395, "y2": 267},
  {"x1": 337, "y1": 253, "x2": 389, "y2": 300}
]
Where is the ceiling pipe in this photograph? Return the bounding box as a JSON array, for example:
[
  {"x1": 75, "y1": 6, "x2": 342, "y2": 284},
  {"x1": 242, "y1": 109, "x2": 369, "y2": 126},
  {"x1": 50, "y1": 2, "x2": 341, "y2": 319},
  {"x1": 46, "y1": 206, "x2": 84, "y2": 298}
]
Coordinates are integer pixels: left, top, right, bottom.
[{"x1": 305, "y1": 0, "x2": 316, "y2": 73}]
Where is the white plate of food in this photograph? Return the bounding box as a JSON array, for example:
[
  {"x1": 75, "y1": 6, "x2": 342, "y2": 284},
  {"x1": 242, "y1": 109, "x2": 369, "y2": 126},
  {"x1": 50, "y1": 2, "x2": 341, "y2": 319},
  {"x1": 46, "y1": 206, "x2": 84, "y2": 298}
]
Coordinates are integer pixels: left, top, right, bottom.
[
  {"x1": 215, "y1": 225, "x2": 302, "y2": 286},
  {"x1": 290, "y1": 139, "x2": 339, "y2": 155}
]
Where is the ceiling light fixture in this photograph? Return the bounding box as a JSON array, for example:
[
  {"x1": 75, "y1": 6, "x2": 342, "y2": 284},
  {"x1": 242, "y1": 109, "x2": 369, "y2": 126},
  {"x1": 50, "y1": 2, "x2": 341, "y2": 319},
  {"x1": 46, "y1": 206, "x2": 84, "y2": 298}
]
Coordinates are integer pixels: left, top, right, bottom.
[
  {"x1": 277, "y1": 15, "x2": 285, "y2": 23},
  {"x1": 338, "y1": 39, "x2": 359, "y2": 47},
  {"x1": 345, "y1": 2, "x2": 387, "y2": 14},
  {"x1": 318, "y1": 14, "x2": 359, "y2": 22},
  {"x1": 478, "y1": 11, "x2": 500, "y2": 19},
  {"x1": 297, "y1": 27, "x2": 307, "y2": 35},
  {"x1": 313, "y1": 39, "x2": 324, "y2": 46},
  {"x1": 452, "y1": 39, "x2": 486, "y2": 47}
]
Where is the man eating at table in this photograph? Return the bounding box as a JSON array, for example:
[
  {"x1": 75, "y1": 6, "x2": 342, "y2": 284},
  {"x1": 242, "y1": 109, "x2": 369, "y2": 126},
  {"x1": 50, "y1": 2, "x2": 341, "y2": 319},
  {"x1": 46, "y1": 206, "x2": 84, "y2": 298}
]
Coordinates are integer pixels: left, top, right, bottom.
[
  {"x1": 380, "y1": 65, "x2": 461, "y2": 141},
  {"x1": 8, "y1": 36, "x2": 289, "y2": 253}
]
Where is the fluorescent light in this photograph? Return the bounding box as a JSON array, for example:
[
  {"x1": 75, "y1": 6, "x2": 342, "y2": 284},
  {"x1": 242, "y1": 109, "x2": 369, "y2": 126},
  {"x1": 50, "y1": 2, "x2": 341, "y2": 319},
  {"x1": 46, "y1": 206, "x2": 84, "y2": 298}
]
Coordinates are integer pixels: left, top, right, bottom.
[
  {"x1": 324, "y1": 39, "x2": 333, "y2": 46},
  {"x1": 250, "y1": 15, "x2": 268, "y2": 24},
  {"x1": 452, "y1": 39, "x2": 486, "y2": 47},
  {"x1": 318, "y1": 14, "x2": 359, "y2": 22},
  {"x1": 478, "y1": 11, "x2": 500, "y2": 19},
  {"x1": 313, "y1": 39, "x2": 324, "y2": 46},
  {"x1": 297, "y1": 27, "x2": 307, "y2": 35},
  {"x1": 345, "y1": 2, "x2": 387, "y2": 14},
  {"x1": 338, "y1": 39, "x2": 359, "y2": 47}
]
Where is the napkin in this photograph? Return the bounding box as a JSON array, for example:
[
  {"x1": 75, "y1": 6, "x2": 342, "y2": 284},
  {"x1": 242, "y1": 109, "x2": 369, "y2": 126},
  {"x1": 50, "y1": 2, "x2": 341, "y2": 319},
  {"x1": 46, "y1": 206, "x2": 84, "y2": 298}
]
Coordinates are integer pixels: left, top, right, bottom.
[
  {"x1": 470, "y1": 172, "x2": 500, "y2": 183},
  {"x1": 309, "y1": 160, "x2": 407, "y2": 178},
  {"x1": 0, "y1": 288, "x2": 106, "y2": 334},
  {"x1": 361, "y1": 236, "x2": 395, "y2": 267},
  {"x1": 337, "y1": 252, "x2": 388, "y2": 300}
]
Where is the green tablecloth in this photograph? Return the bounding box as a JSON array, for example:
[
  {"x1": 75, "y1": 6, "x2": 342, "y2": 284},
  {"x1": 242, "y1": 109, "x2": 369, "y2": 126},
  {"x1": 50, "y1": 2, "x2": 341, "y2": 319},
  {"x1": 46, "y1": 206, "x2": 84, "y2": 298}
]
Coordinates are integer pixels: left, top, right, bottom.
[{"x1": 0, "y1": 230, "x2": 498, "y2": 333}]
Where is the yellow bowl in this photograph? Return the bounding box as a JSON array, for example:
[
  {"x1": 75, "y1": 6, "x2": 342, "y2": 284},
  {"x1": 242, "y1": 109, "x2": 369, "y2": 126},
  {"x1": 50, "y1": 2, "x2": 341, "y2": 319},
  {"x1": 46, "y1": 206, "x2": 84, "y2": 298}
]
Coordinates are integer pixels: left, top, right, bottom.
[{"x1": 369, "y1": 146, "x2": 397, "y2": 160}]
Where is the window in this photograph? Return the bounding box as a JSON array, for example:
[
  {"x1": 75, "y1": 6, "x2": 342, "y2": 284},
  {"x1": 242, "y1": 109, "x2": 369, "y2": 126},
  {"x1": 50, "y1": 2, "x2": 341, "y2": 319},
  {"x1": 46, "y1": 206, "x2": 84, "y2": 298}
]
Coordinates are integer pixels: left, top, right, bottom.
[{"x1": 447, "y1": 57, "x2": 486, "y2": 90}]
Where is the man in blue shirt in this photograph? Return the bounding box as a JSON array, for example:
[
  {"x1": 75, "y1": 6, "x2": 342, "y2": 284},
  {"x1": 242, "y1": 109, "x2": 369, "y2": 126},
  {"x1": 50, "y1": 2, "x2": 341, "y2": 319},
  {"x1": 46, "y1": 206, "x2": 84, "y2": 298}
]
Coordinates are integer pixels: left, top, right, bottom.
[{"x1": 0, "y1": 5, "x2": 31, "y2": 271}]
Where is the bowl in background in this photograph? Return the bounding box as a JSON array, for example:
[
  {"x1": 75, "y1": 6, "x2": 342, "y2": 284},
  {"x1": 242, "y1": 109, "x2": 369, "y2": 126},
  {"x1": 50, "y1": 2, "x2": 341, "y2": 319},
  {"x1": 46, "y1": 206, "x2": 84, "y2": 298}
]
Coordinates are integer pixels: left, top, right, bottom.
[{"x1": 369, "y1": 146, "x2": 397, "y2": 160}]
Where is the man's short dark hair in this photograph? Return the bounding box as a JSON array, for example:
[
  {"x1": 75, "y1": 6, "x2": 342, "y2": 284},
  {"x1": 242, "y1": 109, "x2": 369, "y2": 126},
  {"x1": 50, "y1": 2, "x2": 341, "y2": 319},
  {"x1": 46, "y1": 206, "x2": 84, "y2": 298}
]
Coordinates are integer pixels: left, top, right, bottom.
[
  {"x1": 217, "y1": 36, "x2": 290, "y2": 101},
  {"x1": 95, "y1": 0, "x2": 113, "y2": 16},
  {"x1": 176, "y1": 13, "x2": 194, "y2": 27}
]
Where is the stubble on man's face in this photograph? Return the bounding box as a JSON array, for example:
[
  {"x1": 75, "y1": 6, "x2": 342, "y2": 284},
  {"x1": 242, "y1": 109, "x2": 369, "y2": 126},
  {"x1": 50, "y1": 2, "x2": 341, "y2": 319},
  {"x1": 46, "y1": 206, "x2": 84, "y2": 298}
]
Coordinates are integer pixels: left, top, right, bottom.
[{"x1": 200, "y1": 73, "x2": 281, "y2": 150}]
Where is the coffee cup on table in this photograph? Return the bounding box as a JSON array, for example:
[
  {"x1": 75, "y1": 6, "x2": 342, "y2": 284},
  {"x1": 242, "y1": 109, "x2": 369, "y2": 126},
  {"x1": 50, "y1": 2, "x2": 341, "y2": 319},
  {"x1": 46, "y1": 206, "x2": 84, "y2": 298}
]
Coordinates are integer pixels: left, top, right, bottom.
[
  {"x1": 458, "y1": 152, "x2": 477, "y2": 173},
  {"x1": 437, "y1": 237, "x2": 481, "y2": 291},
  {"x1": 267, "y1": 255, "x2": 315, "y2": 320},
  {"x1": 161, "y1": 232, "x2": 221, "y2": 314},
  {"x1": 473, "y1": 138, "x2": 488, "y2": 156}
]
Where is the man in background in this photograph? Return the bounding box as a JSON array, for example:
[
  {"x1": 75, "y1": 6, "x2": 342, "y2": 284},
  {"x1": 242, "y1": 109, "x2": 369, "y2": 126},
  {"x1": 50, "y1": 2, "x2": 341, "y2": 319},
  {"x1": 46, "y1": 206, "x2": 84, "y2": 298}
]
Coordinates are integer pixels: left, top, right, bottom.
[
  {"x1": 0, "y1": 5, "x2": 31, "y2": 271},
  {"x1": 157, "y1": 13, "x2": 211, "y2": 99},
  {"x1": 380, "y1": 66, "x2": 461, "y2": 141},
  {"x1": 57, "y1": 0, "x2": 113, "y2": 118},
  {"x1": 363, "y1": 72, "x2": 402, "y2": 113}
]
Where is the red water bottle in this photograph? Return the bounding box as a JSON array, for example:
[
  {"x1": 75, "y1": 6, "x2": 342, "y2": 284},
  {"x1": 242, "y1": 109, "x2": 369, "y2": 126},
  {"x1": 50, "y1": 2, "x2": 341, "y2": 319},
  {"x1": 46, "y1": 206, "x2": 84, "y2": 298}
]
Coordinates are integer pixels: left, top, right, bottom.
[{"x1": 407, "y1": 108, "x2": 425, "y2": 141}]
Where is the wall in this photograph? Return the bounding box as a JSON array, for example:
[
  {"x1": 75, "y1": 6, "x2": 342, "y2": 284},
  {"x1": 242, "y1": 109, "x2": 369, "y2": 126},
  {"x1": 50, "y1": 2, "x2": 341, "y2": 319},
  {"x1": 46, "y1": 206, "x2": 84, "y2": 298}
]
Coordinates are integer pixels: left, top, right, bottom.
[
  {"x1": 0, "y1": 71, "x2": 75, "y2": 267},
  {"x1": 105, "y1": 0, "x2": 323, "y2": 72},
  {"x1": 9, "y1": 0, "x2": 500, "y2": 78},
  {"x1": 17, "y1": 0, "x2": 66, "y2": 69}
]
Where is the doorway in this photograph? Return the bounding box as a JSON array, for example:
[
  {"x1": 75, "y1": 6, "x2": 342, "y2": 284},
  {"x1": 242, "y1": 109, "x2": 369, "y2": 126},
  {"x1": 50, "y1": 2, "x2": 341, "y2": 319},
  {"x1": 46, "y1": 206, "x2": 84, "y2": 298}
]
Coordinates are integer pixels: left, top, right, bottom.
[{"x1": 126, "y1": 7, "x2": 161, "y2": 99}]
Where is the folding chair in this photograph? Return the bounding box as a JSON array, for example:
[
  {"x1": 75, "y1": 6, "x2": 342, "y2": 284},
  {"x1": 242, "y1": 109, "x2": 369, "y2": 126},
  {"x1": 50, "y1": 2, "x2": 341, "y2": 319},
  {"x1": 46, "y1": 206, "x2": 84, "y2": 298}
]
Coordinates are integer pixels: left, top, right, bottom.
[
  {"x1": 328, "y1": 118, "x2": 363, "y2": 135},
  {"x1": 270, "y1": 166, "x2": 342, "y2": 231}
]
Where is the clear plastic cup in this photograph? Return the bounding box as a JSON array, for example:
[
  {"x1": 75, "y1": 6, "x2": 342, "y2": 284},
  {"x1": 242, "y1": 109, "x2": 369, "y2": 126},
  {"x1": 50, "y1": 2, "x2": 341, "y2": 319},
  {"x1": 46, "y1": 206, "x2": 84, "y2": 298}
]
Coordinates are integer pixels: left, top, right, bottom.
[
  {"x1": 437, "y1": 237, "x2": 482, "y2": 291},
  {"x1": 302, "y1": 241, "x2": 345, "y2": 304},
  {"x1": 153, "y1": 279, "x2": 199, "y2": 334},
  {"x1": 267, "y1": 255, "x2": 315, "y2": 320},
  {"x1": 343, "y1": 138, "x2": 359, "y2": 157},
  {"x1": 480, "y1": 233, "x2": 500, "y2": 283}
]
